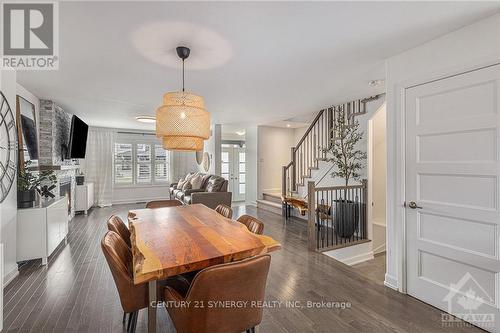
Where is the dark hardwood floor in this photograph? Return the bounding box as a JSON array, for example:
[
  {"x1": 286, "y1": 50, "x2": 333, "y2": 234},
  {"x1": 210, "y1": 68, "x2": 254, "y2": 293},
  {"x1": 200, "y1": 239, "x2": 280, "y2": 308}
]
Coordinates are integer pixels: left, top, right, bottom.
[
  {"x1": 352, "y1": 252, "x2": 386, "y2": 286},
  {"x1": 4, "y1": 204, "x2": 483, "y2": 333}
]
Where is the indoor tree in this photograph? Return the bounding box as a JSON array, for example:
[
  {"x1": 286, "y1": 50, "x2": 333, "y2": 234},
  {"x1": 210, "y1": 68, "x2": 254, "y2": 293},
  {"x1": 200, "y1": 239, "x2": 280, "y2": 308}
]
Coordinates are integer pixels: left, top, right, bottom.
[{"x1": 321, "y1": 108, "x2": 366, "y2": 186}]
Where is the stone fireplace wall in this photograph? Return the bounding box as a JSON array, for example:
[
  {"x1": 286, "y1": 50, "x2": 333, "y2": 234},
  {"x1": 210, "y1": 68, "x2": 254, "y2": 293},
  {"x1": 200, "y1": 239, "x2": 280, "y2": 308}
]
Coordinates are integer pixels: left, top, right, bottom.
[
  {"x1": 38, "y1": 99, "x2": 78, "y2": 219},
  {"x1": 39, "y1": 99, "x2": 75, "y2": 167}
]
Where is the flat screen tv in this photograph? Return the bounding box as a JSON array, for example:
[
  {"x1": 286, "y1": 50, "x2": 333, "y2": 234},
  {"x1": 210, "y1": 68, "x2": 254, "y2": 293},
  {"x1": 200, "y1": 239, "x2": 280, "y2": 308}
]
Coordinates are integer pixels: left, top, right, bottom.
[{"x1": 67, "y1": 115, "x2": 88, "y2": 159}]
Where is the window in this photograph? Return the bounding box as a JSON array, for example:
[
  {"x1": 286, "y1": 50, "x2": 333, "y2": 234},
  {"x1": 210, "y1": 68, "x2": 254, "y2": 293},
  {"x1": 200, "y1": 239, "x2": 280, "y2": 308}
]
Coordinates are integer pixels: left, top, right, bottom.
[
  {"x1": 155, "y1": 144, "x2": 169, "y2": 182},
  {"x1": 114, "y1": 141, "x2": 169, "y2": 185},
  {"x1": 136, "y1": 143, "x2": 151, "y2": 183},
  {"x1": 114, "y1": 143, "x2": 133, "y2": 184}
]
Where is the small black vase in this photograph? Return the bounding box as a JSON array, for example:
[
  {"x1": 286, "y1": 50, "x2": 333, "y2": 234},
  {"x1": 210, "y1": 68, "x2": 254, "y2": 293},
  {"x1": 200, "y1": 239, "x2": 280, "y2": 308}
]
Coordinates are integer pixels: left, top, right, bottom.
[{"x1": 18, "y1": 189, "x2": 35, "y2": 208}]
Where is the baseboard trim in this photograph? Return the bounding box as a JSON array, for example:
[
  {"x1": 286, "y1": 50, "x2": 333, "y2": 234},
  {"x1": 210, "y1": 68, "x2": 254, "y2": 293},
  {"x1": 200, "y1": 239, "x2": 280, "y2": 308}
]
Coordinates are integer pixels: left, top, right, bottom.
[
  {"x1": 373, "y1": 242, "x2": 386, "y2": 255},
  {"x1": 4, "y1": 267, "x2": 19, "y2": 288},
  {"x1": 323, "y1": 243, "x2": 374, "y2": 266},
  {"x1": 384, "y1": 273, "x2": 398, "y2": 290},
  {"x1": 343, "y1": 251, "x2": 374, "y2": 266}
]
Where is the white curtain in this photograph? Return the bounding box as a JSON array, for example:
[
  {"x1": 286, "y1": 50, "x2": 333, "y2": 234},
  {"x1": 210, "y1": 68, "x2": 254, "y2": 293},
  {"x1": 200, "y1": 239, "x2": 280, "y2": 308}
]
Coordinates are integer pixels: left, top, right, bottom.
[{"x1": 85, "y1": 129, "x2": 114, "y2": 207}]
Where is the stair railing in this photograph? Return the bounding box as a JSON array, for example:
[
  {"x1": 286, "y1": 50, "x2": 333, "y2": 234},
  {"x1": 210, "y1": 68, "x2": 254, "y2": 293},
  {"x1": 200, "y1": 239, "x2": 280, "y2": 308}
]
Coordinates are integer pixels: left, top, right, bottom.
[
  {"x1": 307, "y1": 180, "x2": 368, "y2": 251},
  {"x1": 282, "y1": 94, "x2": 383, "y2": 199}
]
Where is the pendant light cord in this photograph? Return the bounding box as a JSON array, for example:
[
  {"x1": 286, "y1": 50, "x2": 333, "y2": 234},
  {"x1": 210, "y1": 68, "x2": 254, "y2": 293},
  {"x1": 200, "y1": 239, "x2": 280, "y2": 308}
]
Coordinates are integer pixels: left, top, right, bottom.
[{"x1": 182, "y1": 59, "x2": 185, "y2": 92}]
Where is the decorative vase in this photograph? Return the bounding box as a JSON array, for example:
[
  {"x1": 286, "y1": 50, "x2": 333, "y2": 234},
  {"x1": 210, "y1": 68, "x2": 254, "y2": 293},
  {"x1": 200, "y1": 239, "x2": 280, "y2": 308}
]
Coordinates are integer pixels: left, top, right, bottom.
[
  {"x1": 334, "y1": 199, "x2": 359, "y2": 238},
  {"x1": 18, "y1": 189, "x2": 35, "y2": 208}
]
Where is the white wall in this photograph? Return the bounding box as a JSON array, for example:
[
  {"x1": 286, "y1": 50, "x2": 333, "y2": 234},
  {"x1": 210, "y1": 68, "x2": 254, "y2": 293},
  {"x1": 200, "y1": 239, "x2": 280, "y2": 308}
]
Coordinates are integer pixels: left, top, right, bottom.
[
  {"x1": 245, "y1": 125, "x2": 258, "y2": 205},
  {"x1": 257, "y1": 126, "x2": 295, "y2": 197},
  {"x1": 369, "y1": 105, "x2": 386, "y2": 255},
  {"x1": 293, "y1": 126, "x2": 308, "y2": 146},
  {"x1": 385, "y1": 13, "x2": 500, "y2": 291},
  {"x1": 371, "y1": 107, "x2": 386, "y2": 225},
  {"x1": 0, "y1": 70, "x2": 18, "y2": 291}
]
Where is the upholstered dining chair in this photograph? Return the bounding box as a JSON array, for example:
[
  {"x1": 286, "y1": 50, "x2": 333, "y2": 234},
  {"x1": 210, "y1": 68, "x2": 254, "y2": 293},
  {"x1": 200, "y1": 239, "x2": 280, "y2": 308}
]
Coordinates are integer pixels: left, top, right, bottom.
[
  {"x1": 164, "y1": 254, "x2": 271, "y2": 333},
  {"x1": 214, "y1": 204, "x2": 233, "y2": 219},
  {"x1": 145, "y1": 199, "x2": 183, "y2": 209},
  {"x1": 107, "y1": 215, "x2": 131, "y2": 248},
  {"x1": 101, "y1": 231, "x2": 189, "y2": 333},
  {"x1": 236, "y1": 215, "x2": 265, "y2": 235}
]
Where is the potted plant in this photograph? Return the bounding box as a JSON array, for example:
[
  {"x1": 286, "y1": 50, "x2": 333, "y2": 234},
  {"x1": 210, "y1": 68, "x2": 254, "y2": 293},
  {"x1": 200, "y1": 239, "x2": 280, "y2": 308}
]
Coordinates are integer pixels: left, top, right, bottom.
[
  {"x1": 321, "y1": 108, "x2": 366, "y2": 238},
  {"x1": 18, "y1": 161, "x2": 57, "y2": 208}
]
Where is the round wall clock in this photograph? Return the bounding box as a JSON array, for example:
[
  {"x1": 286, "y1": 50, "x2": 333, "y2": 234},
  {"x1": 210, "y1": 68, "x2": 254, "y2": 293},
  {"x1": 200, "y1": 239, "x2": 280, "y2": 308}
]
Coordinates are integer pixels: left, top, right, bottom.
[{"x1": 0, "y1": 92, "x2": 17, "y2": 203}]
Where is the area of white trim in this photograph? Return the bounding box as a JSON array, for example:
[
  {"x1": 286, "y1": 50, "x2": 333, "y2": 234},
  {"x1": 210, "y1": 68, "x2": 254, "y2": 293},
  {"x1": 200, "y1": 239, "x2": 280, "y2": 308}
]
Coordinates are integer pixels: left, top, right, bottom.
[
  {"x1": 323, "y1": 242, "x2": 374, "y2": 266},
  {"x1": 373, "y1": 242, "x2": 386, "y2": 255},
  {"x1": 384, "y1": 273, "x2": 398, "y2": 290},
  {"x1": 3, "y1": 267, "x2": 19, "y2": 288}
]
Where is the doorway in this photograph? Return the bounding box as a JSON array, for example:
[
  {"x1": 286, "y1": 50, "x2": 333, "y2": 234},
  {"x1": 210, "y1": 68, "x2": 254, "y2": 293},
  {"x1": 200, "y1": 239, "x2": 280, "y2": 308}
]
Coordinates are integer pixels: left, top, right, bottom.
[
  {"x1": 368, "y1": 104, "x2": 387, "y2": 257},
  {"x1": 404, "y1": 65, "x2": 500, "y2": 331},
  {"x1": 221, "y1": 145, "x2": 246, "y2": 202}
]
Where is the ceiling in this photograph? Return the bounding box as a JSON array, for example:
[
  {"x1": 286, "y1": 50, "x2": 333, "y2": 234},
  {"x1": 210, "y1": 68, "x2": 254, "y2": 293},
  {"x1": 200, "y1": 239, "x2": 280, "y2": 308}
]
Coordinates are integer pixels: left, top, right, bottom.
[{"x1": 17, "y1": 1, "x2": 500, "y2": 130}]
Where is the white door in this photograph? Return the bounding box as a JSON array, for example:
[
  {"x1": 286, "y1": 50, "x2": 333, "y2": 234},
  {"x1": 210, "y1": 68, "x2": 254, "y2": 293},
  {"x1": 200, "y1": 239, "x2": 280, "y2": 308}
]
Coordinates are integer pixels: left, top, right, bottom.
[
  {"x1": 221, "y1": 146, "x2": 246, "y2": 202},
  {"x1": 406, "y1": 65, "x2": 500, "y2": 332}
]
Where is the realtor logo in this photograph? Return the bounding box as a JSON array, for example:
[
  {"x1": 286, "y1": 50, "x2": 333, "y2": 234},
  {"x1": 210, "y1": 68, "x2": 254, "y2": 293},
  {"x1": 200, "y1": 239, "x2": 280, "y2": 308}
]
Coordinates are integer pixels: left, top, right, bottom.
[
  {"x1": 1, "y1": 2, "x2": 59, "y2": 69},
  {"x1": 441, "y1": 272, "x2": 495, "y2": 329}
]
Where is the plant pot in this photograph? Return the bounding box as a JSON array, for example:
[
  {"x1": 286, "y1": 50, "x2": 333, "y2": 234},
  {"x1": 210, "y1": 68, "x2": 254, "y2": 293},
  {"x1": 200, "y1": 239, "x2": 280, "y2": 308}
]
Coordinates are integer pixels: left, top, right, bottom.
[
  {"x1": 18, "y1": 189, "x2": 35, "y2": 208},
  {"x1": 334, "y1": 199, "x2": 359, "y2": 238}
]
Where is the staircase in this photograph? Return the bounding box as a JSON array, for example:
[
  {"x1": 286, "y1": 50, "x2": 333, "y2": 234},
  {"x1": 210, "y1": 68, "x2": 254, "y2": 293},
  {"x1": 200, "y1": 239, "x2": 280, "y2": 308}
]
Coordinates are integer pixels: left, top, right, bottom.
[
  {"x1": 256, "y1": 192, "x2": 282, "y2": 215},
  {"x1": 281, "y1": 94, "x2": 383, "y2": 254},
  {"x1": 282, "y1": 94, "x2": 382, "y2": 197}
]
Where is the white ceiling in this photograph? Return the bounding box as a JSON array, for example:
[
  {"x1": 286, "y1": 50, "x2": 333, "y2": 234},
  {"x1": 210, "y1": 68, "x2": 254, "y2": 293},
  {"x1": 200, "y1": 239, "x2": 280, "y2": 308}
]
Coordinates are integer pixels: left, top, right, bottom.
[{"x1": 17, "y1": 1, "x2": 500, "y2": 130}]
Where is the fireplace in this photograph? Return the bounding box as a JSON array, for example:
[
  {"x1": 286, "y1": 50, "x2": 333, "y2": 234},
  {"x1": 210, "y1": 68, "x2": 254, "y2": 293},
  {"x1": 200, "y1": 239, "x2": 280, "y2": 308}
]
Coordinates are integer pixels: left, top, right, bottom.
[{"x1": 60, "y1": 177, "x2": 72, "y2": 216}]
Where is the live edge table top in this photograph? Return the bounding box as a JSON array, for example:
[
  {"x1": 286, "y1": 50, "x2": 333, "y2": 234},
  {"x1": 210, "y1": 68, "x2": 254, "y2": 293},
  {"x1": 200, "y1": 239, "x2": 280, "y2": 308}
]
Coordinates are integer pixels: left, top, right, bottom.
[{"x1": 128, "y1": 204, "x2": 281, "y2": 285}]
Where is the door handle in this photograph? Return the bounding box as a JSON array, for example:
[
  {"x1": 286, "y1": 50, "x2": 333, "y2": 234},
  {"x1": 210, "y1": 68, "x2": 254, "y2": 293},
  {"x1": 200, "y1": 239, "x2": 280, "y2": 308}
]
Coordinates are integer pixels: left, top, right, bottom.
[{"x1": 407, "y1": 201, "x2": 423, "y2": 209}]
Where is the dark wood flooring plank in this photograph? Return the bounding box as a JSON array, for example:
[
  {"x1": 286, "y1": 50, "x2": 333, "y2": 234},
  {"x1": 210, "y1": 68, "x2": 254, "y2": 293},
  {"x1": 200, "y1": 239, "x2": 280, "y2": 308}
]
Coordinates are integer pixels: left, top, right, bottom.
[{"x1": 4, "y1": 203, "x2": 483, "y2": 333}]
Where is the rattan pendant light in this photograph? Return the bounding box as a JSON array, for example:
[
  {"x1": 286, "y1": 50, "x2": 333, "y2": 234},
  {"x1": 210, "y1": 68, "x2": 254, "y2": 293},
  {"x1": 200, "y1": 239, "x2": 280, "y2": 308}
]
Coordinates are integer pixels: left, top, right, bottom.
[{"x1": 156, "y1": 46, "x2": 210, "y2": 151}]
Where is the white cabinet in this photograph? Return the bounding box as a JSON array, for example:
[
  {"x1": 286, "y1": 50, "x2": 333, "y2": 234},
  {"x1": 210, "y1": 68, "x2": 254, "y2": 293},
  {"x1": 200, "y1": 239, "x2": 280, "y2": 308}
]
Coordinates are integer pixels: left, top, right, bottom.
[
  {"x1": 17, "y1": 197, "x2": 68, "y2": 265},
  {"x1": 75, "y1": 182, "x2": 94, "y2": 214}
]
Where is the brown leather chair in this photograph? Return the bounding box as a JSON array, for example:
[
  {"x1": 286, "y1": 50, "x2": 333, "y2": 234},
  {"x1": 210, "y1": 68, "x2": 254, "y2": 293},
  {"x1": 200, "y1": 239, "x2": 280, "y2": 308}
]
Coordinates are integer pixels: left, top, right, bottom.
[
  {"x1": 101, "y1": 231, "x2": 188, "y2": 333},
  {"x1": 236, "y1": 215, "x2": 264, "y2": 235},
  {"x1": 164, "y1": 255, "x2": 271, "y2": 333},
  {"x1": 107, "y1": 215, "x2": 131, "y2": 248},
  {"x1": 146, "y1": 199, "x2": 183, "y2": 209},
  {"x1": 215, "y1": 204, "x2": 233, "y2": 219}
]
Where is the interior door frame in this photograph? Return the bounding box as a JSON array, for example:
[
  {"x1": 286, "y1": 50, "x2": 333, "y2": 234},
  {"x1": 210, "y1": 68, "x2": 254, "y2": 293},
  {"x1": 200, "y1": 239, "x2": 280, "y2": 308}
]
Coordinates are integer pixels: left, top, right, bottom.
[{"x1": 388, "y1": 58, "x2": 500, "y2": 294}]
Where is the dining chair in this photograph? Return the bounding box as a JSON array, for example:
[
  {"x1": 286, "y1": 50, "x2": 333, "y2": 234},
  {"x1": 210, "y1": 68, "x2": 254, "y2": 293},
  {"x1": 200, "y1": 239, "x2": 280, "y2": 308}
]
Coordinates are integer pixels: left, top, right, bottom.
[
  {"x1": 164, "y1": 254, "x2": 271, "y2": 333},
  {"x1": 145, "y1": 199, "x2": 183, "y2": 209},
  {"x1": 107, "y1": 215, "x2": 131, "y2": 248},
  {"x1": 214, "y1": 204, "x2": 233, "y2": 219},
  {"x1": 101, "y1": 231, "x2": 189, "y2": 333},
  {"x1": 236, "y1": 215, "x2": 265, "y2": 235}
]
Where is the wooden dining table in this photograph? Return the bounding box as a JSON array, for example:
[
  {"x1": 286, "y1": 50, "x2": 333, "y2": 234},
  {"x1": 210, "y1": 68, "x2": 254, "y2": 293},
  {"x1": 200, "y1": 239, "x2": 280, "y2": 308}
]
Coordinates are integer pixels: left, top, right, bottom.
[{"x1": 127, "y1": 203, "x2": 281, "y2": 333}]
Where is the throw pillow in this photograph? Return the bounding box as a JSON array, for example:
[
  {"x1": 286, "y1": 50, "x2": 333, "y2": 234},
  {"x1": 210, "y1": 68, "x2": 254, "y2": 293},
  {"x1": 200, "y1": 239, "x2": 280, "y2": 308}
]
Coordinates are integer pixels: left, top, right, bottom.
[
  {"x1": 190, "y1": 174, "x2": 204, "y2": 189},
  {"x1": 200, "y1": 174, "x2": 212, "y2": 189},
  {"x1": 177, "y1": 178, "x2": 186, "y2": 189},
  {"x1": 185, "y1": 172, "x2": 196, "y2": 182},
  {"x1": 206, "y1": 176, "x2": 225, "y2": 192},
  {"x1": 182, "y1": 181, "x2": 192, "y2": 191}
]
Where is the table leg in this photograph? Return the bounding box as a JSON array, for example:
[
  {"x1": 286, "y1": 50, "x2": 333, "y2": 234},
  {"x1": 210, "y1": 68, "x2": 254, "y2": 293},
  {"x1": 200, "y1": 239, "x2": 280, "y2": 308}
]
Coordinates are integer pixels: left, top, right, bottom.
[{"x1": 148, "y1": 280, "x2": 156, "y2": 333}]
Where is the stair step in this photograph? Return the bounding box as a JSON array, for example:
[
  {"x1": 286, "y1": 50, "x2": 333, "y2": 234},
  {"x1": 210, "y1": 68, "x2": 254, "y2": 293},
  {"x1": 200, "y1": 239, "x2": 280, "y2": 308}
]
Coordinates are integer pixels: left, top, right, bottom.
[
  {"x1": 262, "y1": 192, "x2": 282, "y2": 204},
  {"x1": 256, "y1": 199, "x2": 282, "y2": 215}
]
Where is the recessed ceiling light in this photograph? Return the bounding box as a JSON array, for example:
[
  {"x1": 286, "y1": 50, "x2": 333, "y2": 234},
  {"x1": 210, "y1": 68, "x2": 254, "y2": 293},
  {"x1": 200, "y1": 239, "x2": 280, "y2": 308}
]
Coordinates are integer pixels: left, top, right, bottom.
[
  {"x1": 369, "y1": 79, "x2": 384, "y2": 87},
  {"x1": 286, "y1": 124, "x2": 291, "y2": 128},
  {"x1": 236, "y1": 130, "x2": 246, "y2": 136},
  {"x1": 135, "y1": 116, "x2": 156, "y2": 123}
]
